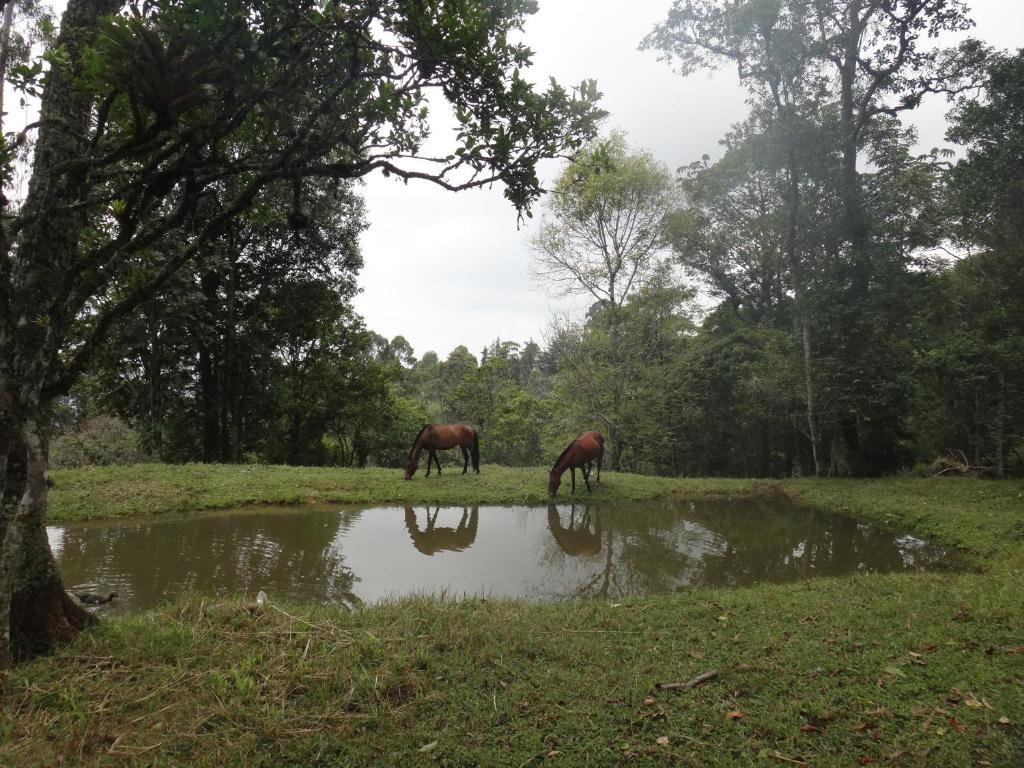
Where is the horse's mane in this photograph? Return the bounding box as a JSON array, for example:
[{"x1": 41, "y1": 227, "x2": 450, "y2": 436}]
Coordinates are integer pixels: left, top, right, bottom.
[
  {"x1": 551, "y1": 439, "x2": 577, "y2": 471},
  {"x1": 408, "y1": 424, "x2": 431, "y2": 458}
]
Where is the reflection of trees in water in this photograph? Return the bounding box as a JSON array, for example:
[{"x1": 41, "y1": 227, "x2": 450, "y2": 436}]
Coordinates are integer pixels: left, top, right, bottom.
[
  {"x1": 540, "y1": 500, "x2": 958, "y2": 599},
  {"x1": 404, "y1": 506, "x2": 479, "y2": 555},
  {"x1": 679, "y1": 501, "x2": 958, "y2": 587},
  {"x1": 54, "y1": 508, "x2": 363, "y2": 610}
]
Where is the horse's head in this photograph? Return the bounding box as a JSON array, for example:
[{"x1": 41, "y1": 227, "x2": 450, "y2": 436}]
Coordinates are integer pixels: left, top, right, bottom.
[
  {"x1": 404, "y1": 458, "x2": 418, "y2": 480},
  {"x1": 548, "y1": 471, "x2": 561, "y2": 496}
]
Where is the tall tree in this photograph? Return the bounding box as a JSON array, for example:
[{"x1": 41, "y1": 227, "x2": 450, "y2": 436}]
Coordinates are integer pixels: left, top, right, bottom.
[
  {"x1": 0, "y1": 0, "x2": 604, "y2": 667},
  {"x1": 647, "y1": 0, "x2": 979, "y2": 474},
  {"x1": 530, "y1": 133, "x2": 678, "y2": 466},
  {"x1": 530, "y1": 131, "x2": 675, "y2": 312},
  {"x1": 646, "y1": 0, "x2": 980, "y2": 256},
  {"x1": 925, "y1": 49, "x2": 1024, "y2": 476}
]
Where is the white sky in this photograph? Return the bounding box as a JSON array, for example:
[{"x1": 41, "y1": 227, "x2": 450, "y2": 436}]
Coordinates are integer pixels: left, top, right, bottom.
[
  {"x1": 8, "y1": 2, "x2": 1023, "y2": 362},
  {"x1": 354, "y1": 0, "x2": 1024, "y2": 361}
]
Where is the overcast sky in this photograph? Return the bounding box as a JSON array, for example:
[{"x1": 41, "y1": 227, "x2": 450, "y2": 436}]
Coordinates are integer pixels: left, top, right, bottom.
[{"x1": 353, "y1": 0, "x2": 1024, "y2": 361}]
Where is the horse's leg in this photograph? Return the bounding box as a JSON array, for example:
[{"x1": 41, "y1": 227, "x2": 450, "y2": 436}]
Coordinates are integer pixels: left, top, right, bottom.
[
  {"x1": 597, "y1": 450, "x2": 602, "y2": 484},
  {"x1": 425, "y1": 449, "x2": 434, "y2": 477},
  {"x1": 583, "y1": 465, "x2": 592, "y2": 492},
  {"x1": 570, "y1": 466, "x2": 576, "y2": 494},
  {"x1": 433, "y1": 450, "x2": 443, "y2": 475},
  {"x1": 460, "y1": 445, "x2": 469, "y2": 474}
]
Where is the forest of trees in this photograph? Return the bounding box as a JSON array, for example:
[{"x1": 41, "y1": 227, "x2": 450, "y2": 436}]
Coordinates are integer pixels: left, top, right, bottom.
[{"x1": 59, "y1": 37, "x2": 1023, "y2": 480}]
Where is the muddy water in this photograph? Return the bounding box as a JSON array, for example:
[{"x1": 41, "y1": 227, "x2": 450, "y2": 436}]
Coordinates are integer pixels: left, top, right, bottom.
[{"x1": 48, "y1": 498, "x2": 963, "y2": 614}]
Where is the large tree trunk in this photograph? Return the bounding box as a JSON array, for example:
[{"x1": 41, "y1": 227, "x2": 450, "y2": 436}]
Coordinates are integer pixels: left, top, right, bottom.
[
  {"x1": 1, "y1": 413, "x2": 95, "y2": 670},
  {"x1": 0, "y1": 0, "x2": 120, "y2": 671},
  {"x1": 838, "y1": 4, "x2": 868, "y2": 262},
  {"x1": 779, "y1": 140, "x2": 823, "y2": 478}
]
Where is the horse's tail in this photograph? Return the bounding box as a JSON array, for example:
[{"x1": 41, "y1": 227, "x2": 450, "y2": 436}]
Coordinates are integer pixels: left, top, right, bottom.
[{"x1": 471, "y1": 428, "x2": 480, "y2": 472}]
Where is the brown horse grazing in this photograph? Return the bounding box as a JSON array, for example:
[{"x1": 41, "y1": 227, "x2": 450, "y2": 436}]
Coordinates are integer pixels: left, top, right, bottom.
[
  {"x1": 548, "y1": 431, "x2": 604, "y2": 496},
  {"x1": 405, "y1": 423, "x2": 480, "y2": 480}
]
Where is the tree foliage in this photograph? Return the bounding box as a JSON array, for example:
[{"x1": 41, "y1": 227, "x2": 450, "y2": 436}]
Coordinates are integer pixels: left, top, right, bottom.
[{"x1": 530, "y1": 132, "x2": 675, "y2": 310}]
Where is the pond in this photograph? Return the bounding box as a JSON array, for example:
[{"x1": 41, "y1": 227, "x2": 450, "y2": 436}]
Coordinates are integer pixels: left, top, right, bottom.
[{"x1": 48, "y1": 498, "x2": 964, "y2": 614}]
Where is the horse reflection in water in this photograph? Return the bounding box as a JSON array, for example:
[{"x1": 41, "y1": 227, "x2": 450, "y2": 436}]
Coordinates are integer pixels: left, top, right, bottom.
[
  {"x1": 547, "y1": 504, "x2": 620, "y2": 598},
  {"x1": 547, "y1": 504, "x2": 601, "y2": 556},
  {"x1": 404, "y1": 506, "x2": 479, "y2": 555}
]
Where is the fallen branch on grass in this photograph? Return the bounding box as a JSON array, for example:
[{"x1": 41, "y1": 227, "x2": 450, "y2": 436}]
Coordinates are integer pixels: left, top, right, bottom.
[{"x1": 655, "y1": 670, "x2": 718, "y2": 690}]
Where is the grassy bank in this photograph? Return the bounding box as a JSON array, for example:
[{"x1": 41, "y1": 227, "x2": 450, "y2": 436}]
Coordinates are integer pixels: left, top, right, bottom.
[
  {"x1": 47, "y1": 463, "x2": 763, "y2": 523},
  {"x1": 2, "y1": 466, "x2": 1021, "y2": 766}
]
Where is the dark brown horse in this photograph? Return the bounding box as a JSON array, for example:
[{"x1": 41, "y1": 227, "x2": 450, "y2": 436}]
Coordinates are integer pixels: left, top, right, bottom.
[
  {"x1": 405, "y1": 423, "x2": 480, "y2": 480},
  {"x1": 548, "y1": 431, "x2": 604, "y2": 495}
]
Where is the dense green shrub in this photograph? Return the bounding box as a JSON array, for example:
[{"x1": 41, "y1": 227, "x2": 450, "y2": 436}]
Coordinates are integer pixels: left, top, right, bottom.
[{"x1": 50, "y1": 416, "x2": 146, "y2": 468}]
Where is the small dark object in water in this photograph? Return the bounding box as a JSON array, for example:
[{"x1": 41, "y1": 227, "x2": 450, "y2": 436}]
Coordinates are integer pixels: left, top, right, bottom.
[{"x1": 76, "y1": 591, "x2": 117, "y2": 605}]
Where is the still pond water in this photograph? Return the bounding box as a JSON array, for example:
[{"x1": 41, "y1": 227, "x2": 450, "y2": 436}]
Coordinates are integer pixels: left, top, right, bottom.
[{"x1": 48, "y1": 499, "x2": 963, "y2": 614}]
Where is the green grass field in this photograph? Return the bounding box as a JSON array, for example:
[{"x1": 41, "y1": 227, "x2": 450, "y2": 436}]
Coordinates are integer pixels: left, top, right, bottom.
[
  {"x1": 2, "y1": 465, "x2": 1021, "y2": 767},
  {"x1": 45, "y1": 463, "x2": 764, "y2": 521}
]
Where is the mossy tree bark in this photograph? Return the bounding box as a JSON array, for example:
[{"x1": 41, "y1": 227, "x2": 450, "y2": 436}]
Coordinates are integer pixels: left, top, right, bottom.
[{"x1": 0, "y1": 0, "x2": 119, "y2": 668}]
